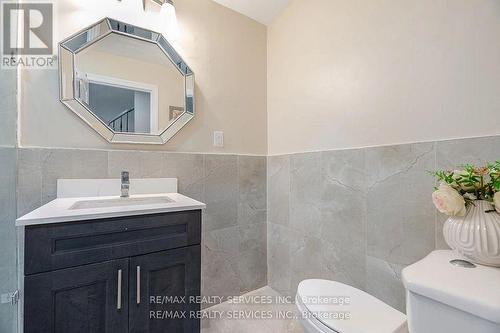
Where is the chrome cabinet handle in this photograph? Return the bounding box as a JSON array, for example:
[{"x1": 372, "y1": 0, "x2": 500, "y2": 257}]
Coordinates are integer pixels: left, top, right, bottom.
[
  {"x1": 117, "y1": 269, "x2": 122, "y2": 310},
  {"x1": 136, "y1": 266, "x2": 141, "y2": 305}
]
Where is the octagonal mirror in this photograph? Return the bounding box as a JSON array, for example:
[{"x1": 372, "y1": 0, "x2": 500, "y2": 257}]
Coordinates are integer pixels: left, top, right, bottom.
[{"x1": 59, "y1": 18, "x2": 194, "y2": 144}]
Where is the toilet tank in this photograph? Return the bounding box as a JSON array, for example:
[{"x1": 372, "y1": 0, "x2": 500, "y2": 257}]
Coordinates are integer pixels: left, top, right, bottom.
[{"x1": 402, "y1": 251, "x2": 500, "y2": 333}]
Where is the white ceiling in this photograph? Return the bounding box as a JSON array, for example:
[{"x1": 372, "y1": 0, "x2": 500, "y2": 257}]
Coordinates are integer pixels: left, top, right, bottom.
[{"x1": 211, "y1": 0, "x2": 291, "y2": 26}]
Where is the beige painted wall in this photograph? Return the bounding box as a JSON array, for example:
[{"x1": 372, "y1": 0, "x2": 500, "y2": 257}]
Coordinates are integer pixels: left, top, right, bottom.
[
  {"x1": 267, "y1": 0, "x2": 500, "y2": 155},
  {"x1": 20, "y1": 0, "x2": 267, "y2": 154}
]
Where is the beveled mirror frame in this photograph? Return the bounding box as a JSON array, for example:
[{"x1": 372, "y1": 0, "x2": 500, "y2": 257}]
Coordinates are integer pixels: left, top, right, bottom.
[{"x1": 59, "y1": 18, "x2": 195, "y2": 145}]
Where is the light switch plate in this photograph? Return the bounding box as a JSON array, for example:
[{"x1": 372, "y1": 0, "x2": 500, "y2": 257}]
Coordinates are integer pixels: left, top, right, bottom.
[{"x1": 213, "y1": 131, "x2": 224, "y2": 147}]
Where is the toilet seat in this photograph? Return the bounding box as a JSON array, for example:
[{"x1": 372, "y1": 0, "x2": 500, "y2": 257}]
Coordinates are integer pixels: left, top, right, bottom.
[
  {"x1": 296, "y1": 293, "x2": 338, "y2": 333},
  {"x1": 296, "y1": 279, "x2": 408, "y2": 333}
]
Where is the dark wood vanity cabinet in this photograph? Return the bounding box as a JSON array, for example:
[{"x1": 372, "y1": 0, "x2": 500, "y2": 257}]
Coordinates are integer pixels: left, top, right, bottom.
[
  {"x1": 129, "y1": 246, "x2": 201, "y2": 333},
  {"x1": 24, "y1": 259, "x2": 130, "y2": 333},
  {"x1": 23, "y1": 210, "x2": 202, "y2": 333}
]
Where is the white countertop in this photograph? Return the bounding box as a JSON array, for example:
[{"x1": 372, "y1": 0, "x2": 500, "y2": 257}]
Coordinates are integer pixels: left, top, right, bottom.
[{"x1": 16, "y1": 193, "x2": 206, "y2": 227}]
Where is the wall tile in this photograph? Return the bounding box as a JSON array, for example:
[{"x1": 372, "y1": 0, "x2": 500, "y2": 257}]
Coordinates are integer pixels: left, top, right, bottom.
[
  {"x1": 366, "y1": 256, "x2": 406, "y2": 312},
  {"x1": 17, "y1": 149, "x2": 42, "y2": 217},
  {"x1": 238, "y1": 222, "x2": 267, "y2": 293},
  {"x1": 321, "y1": 149, "x2": 366, "y2": 193},
  {"x1": 202, "y1": 221, "x2": 267, "y2": 300},
  {"x1": 239, "y1": 221, "x2": 266, "y2": 254},
  {"x1": 162, "y1": 153, "x2": 205, "y2": 201},
  {"x1": 267, "y1": 223, "x2": 292, "y2": 296},
  {"x1": 267, "y1": 155, "x2": 290, "y2": 227},
  {"x1": 40, "y1": 149, "x2": 73, "y2": 204},
  {"x1": 72, "y1": 150, "x2": 110, "y2": 179},
  {"x1": 203, "y1": 225, "x2": 240, "y2": 257},
  {"x1": 366, "y1": 143, "x2": 436, "y2": 266},
  {"x1": 238, "y1": 156, "x2": 267, "y2": 293},
  {"x1": 202, "y1": 226, "x2": 240, "y2": 300},
  {"x1": 321, "y1": 239, "x2": 365, "y2": 290},
  {"x1": 0, "y1": 148, "x2": 17, "y2": 249},
  {"x1": 289, "y1": 232, "x2": 327, "y2": 296},
  {"x1": 203, "y1": 155, "x2": 238, "y2": 232},
  {"x1": 107, "y1": 151, "x2": 142, "y2": 178},
  {"x1": 320, "y1": 149, "x2": 367, "y2": 290},
  {"x1": 0, "y1": 69, "x2": 17, "y2": 146},
  {"x1": 237, "y1": 248, "x2": 267, "y2": 295},
  {"x1": 436, "y1": 136, "x2": 500, "y2": 169},
  {"x1": 204, "y1": 155, "x2": 267, "y2": 296},
  {"x1": 202, "y1": 155, "x2": 268, "y2": 297},
  {"x1": 138, "y1": 152, "x2": 167, "y2": 179},
  {"x1": 0, "y1": 148, "x2": 17, "y2": 333},
  {"x1": 289, "y1": 152, "x2": 322, "y2": 238},
  {"x1": 18, "y1": 148, "x2": 108, "y2": 214},
  {"x1": 108, "y1": 151, "x2": 163, "y2": 179},
  {"x1": 200, "y1": 155, "x2": 267, "y2": 300},
  {"x1": 238, "y1": 156, "x2": 267, "y2": 226},
  {"x1": 40, "y1": 149, "x2": 108, "y2": 204}
]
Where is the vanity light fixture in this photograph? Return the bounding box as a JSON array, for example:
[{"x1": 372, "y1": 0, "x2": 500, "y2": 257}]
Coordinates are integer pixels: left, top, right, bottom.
[
  {"x1": 141, "y1": 0, "x2": 178, "y2": 39},
  {"x1": 115, "y1": 0, "x2": 179, "y2": 38},
  {"x1": 143, "y1": 0, "x2": 174, "y2": 10}
]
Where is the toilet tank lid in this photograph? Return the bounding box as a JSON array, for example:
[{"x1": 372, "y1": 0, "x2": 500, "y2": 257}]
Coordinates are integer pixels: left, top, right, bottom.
[{"x1": 402, "y1": 250, "x2": 500, "y2": 324}]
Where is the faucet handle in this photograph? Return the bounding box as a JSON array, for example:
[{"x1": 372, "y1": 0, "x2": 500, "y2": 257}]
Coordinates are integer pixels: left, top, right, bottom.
[{"x1": 121, "y1": 171, "x2": 130, "y2": 183}]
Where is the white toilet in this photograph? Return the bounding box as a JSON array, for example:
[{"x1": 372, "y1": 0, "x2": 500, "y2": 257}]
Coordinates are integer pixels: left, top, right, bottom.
[{"x1": 296, "y1": 250, "x2": 500, "y2": 333}]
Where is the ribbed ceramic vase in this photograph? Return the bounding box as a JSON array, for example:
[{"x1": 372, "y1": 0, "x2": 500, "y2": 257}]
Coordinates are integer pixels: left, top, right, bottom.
[{"x1": 443, "y1": 200, "x2": 500, "y2": 267}]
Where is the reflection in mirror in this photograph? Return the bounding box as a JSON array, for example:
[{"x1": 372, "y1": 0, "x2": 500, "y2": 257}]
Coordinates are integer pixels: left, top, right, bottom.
[
  {"x1": 59, "y1": 18, "x2": 195, "y2": 144},
  {"x1": 86, "y1": 83, "x2": 152, "y2": 134},
  {"x1": 75, "y1": 31, "x2": 185, "y2": 135}
]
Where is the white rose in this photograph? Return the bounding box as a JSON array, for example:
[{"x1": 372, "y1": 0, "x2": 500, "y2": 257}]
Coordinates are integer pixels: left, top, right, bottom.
[
  {"x1": 432, "y1": 184, "x2": 467, "y2": 217},
  {"x1": 494, "y1": 192, "x2": 500, "y2": 214}
]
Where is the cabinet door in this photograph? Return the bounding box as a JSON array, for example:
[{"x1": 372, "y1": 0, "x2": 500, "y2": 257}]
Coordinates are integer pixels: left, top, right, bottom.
[
  {"x1": 129, "y1": 246, "x2": 201, "y2": 333},
  {"x1": 24, "y1": 259, "x2": 129, "y2": 333}
]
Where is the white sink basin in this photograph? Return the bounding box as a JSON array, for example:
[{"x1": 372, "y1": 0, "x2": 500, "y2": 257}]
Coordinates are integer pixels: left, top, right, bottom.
[{"x1": 69, "y1": 196, "x2": 175, "y2": 210}]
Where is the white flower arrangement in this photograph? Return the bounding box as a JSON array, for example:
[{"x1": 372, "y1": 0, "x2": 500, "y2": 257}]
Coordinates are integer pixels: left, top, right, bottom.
[{"x1": 431, "y1": 162, "x2": 500, "y2": 217}]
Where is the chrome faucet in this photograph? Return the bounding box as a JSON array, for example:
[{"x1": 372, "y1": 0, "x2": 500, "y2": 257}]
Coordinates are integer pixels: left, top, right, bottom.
[{"x1": 121, "y1": 171, "x2": 130, "y2": 198}]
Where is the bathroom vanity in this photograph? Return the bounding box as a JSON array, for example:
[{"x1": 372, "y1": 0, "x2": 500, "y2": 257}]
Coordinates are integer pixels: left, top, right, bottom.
[
  {"x1": 16, "y1": 178, "x2": 205, "y2": 333},
  {"x1": 15, "y1": 14, "x2": 207, "y2": 332}
]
